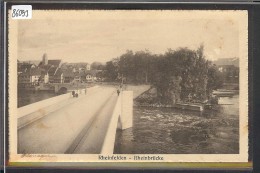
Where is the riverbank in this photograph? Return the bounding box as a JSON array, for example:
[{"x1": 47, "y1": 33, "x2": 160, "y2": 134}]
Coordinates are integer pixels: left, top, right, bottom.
[{"x1": 134, "y1": 87, "x2": 222, "y2": 112}]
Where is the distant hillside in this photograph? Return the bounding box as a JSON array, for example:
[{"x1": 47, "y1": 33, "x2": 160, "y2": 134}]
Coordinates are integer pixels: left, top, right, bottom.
[{"x1": 213, "y1": 57, "x2": 239, "y2": 67}]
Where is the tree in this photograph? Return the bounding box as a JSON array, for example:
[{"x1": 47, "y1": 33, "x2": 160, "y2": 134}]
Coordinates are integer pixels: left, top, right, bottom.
[
  {"x1": 207, "y1": 64, "x2": 224, "y2": 94},
  {"x1": 133, "y1": 50, "x2": 152, "y2": 83},
  {"x1": 91, "y1": 62, "x2": 105, "y2": 70},
  {"x1": 103, "y1": 58, "x2": 119, "y2": 81},
  {"x1": 152, "y1": 45, "x2": 219, "y2": 104},
  {"x1": 102, "y1": 45, "x2": 224, "y2": 104}
]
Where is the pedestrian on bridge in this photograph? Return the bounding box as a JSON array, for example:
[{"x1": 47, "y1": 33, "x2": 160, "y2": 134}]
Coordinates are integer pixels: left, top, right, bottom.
[{"x1": 117, "y1": 89, "x2": 120, "y2": 96}]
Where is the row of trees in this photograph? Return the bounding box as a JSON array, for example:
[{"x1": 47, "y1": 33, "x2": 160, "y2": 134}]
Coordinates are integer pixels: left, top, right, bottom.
[{"x1": 100, "y1": 45, "x2": 224, "y2": 103}]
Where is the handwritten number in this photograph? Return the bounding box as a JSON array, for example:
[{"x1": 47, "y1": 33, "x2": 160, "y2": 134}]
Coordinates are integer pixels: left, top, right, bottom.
[{"x1": 12, "y1": 9, "x2": 29, "y2": 18}]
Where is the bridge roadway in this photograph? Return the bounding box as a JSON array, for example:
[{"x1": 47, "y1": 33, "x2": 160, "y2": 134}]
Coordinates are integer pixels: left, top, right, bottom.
[{"x1": 18, "y1": 86, "x2": 118, "y2": 154}]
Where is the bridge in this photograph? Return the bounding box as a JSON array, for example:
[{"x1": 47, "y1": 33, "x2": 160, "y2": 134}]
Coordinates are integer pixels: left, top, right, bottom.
[
  {"x1": 39, "y1": 83, "x2": 91, "y2": 94},
  {"x1": 17, "y1": 85, "x2": 143, "y2": 154}
]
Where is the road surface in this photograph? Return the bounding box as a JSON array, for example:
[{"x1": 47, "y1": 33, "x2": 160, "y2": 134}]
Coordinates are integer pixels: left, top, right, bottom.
[{"x1": 18, "y1": 86, "x2": 118, "y2": 154}]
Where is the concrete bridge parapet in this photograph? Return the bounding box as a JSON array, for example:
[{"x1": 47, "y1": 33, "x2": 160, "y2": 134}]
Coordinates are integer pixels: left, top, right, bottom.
[
  {"x1": 18, "y1": 86, "x2": 99, "y2": 129},
  {"x1": 101, "y1": 91, "x2": 133, "y2": 154}
]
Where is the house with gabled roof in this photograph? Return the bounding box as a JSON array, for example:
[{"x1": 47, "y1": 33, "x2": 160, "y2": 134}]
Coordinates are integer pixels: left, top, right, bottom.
[
  {"x1": 53, "y1": 68, "x2": 64, "y2": 83},
  {"x1": 85, "y1": 70, "x2": 101, "y2": 81},
  {"x1": 48, "y1": 60, "x2": 62, "y2": 68},
  {"x1": 63, "y1": 69, "x2": 74, "y2": 83},
  {"x1": 18, "y1": 67, "x2": 41, "y2": 85},
  {"x1": 73, "y1": 71, "x2": 81, "y2": 83},
  {"x1": 214, "y1": 57, "x2": 239, "y2": 83},
  {"x1": 30, "y1": 68, "x2": 42, "y2": 84},
  {"x1": 18, "y1": 62, "x2": 36, "y2": 74},
  {"x1": 47, "y1": 67, "x2": 58, "y2": 83},
  {"x1": 38, "y1": 53, "x2": 63, "y2": 68},
  {"x1": 39, "y1": 67, "x2": 51, "y2": 84}
]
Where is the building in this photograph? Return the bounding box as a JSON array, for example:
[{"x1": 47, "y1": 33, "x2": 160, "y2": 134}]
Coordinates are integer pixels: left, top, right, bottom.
[
  {"x1": 48, "y1": 60, "x2": 62, "y2": 68},
  {"x1": 18, "y1": 72, "x2": 30, "y2": 84},
  {"x1": 47, "y1": 67, "x2": 58, "y2": 83},
  {"x1": 86, "y1": 63, "x2": 91, "y2": 71},
  {"x1": 85, "y1": 70, "x2": 100, "y2": 81},
  {"x1": 18, "y1": 62, "x2": 36, "y2": 74},
  {"x1": 73, "y1": 71, "x2": 81, "y2": 83},
  {"x1": 38, "y1": 53, "x2": 63, "y2": 68},
  {"x1": 44, "y1": 71, "x2": 49, "y2": 83},
  {"x1": 214, "y1": 57, "x2": 239, "y2": 83},
  {"x1": 63, "y1": 69, "x2": 75, "y2": 83},
  {"x1": 30, "y1": 68, "x2": 42, "y2": 84},
  {"x1": 53, "y1": 68, "x2": 64, "y2": 83},
  {"x1": 218, "y1": 65, "x2": 239, "y2": 83},
  {"x1": 18, "y1": 68, "x2": 41, "y2": 86}
]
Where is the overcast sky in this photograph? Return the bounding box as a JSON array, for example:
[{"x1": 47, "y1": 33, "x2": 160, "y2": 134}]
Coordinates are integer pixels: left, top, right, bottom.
[{"x1": 17, "y1": 10, "x2": 240, "y2": 63}]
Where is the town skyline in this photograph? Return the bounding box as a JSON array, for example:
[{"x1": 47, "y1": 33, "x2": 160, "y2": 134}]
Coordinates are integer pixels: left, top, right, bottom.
[
  {"x1": 17, "y1": 10, "x2": 239, "y2": 64},
  {"x1": 18, "y1": 53, "x2": 239, "y2": 64}
]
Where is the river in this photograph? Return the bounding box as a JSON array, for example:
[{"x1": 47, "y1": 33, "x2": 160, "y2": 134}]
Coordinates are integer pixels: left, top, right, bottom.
[{"x1": 114, "y1": 95, "x2": 239, "y2": 154}]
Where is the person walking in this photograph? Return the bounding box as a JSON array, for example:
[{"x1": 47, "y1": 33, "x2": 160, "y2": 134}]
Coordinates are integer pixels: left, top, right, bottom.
[{"x1": 117, "y1": 88, "x2": 120, "y2": 96}]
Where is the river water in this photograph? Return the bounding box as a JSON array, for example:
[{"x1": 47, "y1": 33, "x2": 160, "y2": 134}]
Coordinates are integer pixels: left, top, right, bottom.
[{"x1": 114, "y1": 95, "x2": 239, "y2": 154}]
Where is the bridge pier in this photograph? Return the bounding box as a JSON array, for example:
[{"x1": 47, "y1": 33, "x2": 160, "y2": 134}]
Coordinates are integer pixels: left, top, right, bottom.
[
  {"x1": 118, "y1": 91, "x2": 133, "y2": 130},
  {"x1": 101, "y1": 90, "x2": 133, "y2": 154},
  {"x1": 54, "y1": 84, "x2": 59, "y2": 93}
]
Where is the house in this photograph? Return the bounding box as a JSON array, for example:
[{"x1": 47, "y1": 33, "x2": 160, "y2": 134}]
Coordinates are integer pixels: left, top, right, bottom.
[
  {"x1": 214, "y1": 57, "x2": 239, "y2": 83},
  {"x1": 86, "y1": 63, "x2": 91, "y2": 71},
  {"x1": 38, "y1": 53, "x2": 63, "y2": 68},
  {"x1": 85, "y1": 70, "x2": 100, "y2": 81},
  {"x1": 30, "y1": 68, "x2": 42, "y2": 85},
  {"x1": 77, "y1": 71, "x2": 85, "y2": 82},
  {"x1": 73, "y1": 71, "x2": 81, "y2": 83},
  {"x1": 47, "y1": 67, "x2": 64, "y2": 83},
  {"x1": 47, "y1": 67, "x2": 58, "y2": 83},
  {"x1": 44, "y1": 72, "x2": 49, "y2": 84},
  {"x1": 18, "y1": 71, "x2": 30, "y2": 84},
  {"x1": 39, "y1": 70, "x2": 49, "y2": 84},
  {"x1": 18, "y1": 62, "x2": 36, "y2": 74},
  {"x1": 218, "y1": 65, "x2": 239, "y2": 83},
  {"x1": 214, "y1": 57, "x2": 239, "y2": 67},
  {"x1": 63, "y1": 69, "x2": 75, "y2": 83},
  {"x1": 18, "y1": 68, "x2": 41, "y2": 85},
  {"x1": 38, "y1": 59, "x2": 62, "y2": 68},
  {"x1": 48, "y1": 60, "x2": 62, "y2": 68},
  {"x1": 53, "y1": 68, "x2": 64, "y2": 83}
]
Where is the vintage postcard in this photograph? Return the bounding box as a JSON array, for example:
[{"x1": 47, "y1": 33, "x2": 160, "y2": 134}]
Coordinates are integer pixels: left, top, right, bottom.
[{"x1": 8, "y1": 9, "x2": 248, "y2": 165}]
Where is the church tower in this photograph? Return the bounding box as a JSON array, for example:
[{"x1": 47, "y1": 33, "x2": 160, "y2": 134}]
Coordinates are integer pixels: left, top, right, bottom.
[{"x1": 42, "y1": 53, "x2": 48, "y2": 65}]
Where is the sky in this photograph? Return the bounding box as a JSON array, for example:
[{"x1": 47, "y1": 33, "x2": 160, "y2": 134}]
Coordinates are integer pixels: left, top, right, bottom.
[{"x1": 17, "y1": 10, "x2": 240, "y2": 64}]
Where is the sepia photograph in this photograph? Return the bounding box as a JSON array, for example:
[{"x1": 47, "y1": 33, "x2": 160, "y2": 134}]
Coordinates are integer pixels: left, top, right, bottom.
[{"x1": 8, "y1": 10, "x2": 248, "y2": 163}]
